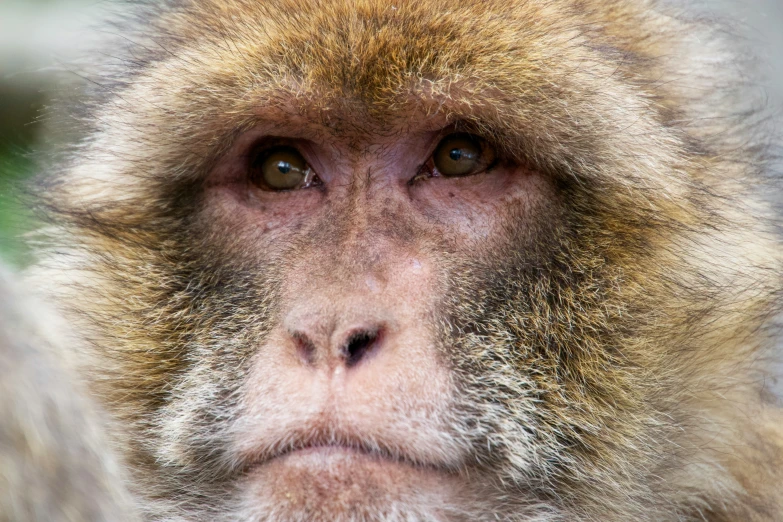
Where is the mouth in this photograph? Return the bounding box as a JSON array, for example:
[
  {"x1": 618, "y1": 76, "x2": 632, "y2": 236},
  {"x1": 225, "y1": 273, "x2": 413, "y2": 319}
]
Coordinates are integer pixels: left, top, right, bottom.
[
  {"x1": 243, "y1": 434, "x2": 440, "y2": 475},
  {"x1": 272, "y1": 444, "x2": 412, "y2": 470},
  {"x1": 234, "y1": 426, "x2": 474, "y2": 515},
  {"x1": 240, "y1": 438, "x2": 462, "y2": 514}
]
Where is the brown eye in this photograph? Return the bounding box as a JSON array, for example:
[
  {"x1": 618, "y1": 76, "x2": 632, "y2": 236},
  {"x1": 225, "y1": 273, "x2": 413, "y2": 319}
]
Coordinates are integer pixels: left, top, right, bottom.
[
  {"x1": 252, "y1": 147, "x2": 310, "y2": 191},
  {"x1": 432, "y1": 134, "x2": 493, "y2": 177}
]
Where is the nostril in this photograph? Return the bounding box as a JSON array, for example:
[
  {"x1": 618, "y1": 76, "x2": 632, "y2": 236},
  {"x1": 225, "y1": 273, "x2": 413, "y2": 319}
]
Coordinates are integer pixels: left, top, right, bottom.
[
  {"x1": 292, "y1": 331, "x2": 317, "y2": 365},
  {"x1": 343, "y1": 329, "x2": 381, "y2": 367}
]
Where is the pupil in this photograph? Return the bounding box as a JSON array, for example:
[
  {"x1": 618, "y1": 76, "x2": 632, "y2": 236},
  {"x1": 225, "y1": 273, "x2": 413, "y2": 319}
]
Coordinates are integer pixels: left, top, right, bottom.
[
  {"x1": 277, "y1": 162, "x2": 291, "y2": 174},
  {"x1": 449, "y1": 149, "x2": 463, "y2": 161}
]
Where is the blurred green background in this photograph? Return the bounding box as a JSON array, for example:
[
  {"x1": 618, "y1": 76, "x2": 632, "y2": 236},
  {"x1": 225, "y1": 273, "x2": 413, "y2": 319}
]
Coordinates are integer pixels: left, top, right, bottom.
[
  {"x1": 1, "y1": 0, "x2": 782, "y2": 269},
  {"x1": 0, "y1": 0, "x2": 93, "y2": 268}
]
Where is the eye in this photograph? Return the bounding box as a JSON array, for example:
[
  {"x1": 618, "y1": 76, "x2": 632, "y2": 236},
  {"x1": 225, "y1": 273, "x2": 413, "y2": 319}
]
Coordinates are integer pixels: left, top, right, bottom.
[
  {"x1": 432, "y1": 134, "x2": 495, "y2": 178},
  {"x1": 250, "y1": 146, "x2": 319, "y2": 191}
]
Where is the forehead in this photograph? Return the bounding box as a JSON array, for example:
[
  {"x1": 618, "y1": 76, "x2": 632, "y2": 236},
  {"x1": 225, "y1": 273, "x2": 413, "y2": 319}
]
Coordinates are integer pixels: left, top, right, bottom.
[
  {"x1": 182, "y1": 0, "x2": 537, "y2": 90},
  {"x1": 153, "y1": 0, "x2": 590, "y2": 139}
]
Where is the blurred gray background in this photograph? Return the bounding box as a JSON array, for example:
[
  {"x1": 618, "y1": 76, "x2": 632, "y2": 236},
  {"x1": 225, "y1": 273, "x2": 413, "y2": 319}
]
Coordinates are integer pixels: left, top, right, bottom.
[{"x1": 0, "y1": 0, "x2": 781, "y2": 267}]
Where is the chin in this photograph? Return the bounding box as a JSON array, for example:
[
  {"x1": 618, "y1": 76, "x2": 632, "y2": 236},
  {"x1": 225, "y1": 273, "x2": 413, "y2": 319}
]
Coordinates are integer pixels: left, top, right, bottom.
[{"x1": 233, "y1": 446, "x2": 476, "y2": 522}]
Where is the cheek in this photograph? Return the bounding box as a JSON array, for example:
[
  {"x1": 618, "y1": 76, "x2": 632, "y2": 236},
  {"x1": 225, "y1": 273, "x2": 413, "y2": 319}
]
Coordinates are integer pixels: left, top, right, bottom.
[
  {"x1": 200, "y1": 185, "x2": 324, "y2": 258},
  {"x1": 410, "y1": 168, "x2": 551, "y2": 243}
]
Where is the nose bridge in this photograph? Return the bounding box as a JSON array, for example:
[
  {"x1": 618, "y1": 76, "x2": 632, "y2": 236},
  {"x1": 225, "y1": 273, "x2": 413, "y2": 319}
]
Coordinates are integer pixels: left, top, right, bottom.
[
  {"x1": 280, "y1": 172, "x2": 430, "y2": 370},
  {"x1": 326, "y1": 194, "x2": 393, "y2": 278},
  {"x1": 336, "y1": 177, "x2": 423, "y2": 270},
  {"x1": 341, "y1": 168, "x2": 381, "y2": 242}
]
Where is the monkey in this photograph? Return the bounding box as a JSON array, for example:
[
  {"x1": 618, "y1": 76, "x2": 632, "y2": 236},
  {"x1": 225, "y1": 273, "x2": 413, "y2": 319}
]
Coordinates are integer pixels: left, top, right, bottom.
[
  {"x1": 0, "y1": 266, "x2": 138, "y2": 522},
  {"x1": 19, "y1": 0, "x2": 783, "y2": 520}
]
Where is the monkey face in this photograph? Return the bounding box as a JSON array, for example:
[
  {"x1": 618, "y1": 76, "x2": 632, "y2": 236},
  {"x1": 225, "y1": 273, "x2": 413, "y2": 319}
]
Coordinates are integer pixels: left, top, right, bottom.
[
  {"x1": 183, "y1": 114, "x2": 558, "y2": 517},
  {"x1": 145, "y1": 108, "x2": 557, "y2": 516},
  {"x1": 41, "y1": 0, "x2": 783, "y2": 520}
]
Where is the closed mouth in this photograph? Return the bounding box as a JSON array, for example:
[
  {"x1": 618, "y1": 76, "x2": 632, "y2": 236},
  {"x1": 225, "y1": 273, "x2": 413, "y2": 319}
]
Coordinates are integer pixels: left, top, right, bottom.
[{"x1": 243, "y1": 435, "x2": 445, "y2": 474}]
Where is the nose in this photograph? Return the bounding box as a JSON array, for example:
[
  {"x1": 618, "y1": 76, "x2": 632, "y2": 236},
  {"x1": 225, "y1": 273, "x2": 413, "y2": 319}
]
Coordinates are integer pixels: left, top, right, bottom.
[{"x1": 290, "y1": 321, "x2": 386, "y2": 369}]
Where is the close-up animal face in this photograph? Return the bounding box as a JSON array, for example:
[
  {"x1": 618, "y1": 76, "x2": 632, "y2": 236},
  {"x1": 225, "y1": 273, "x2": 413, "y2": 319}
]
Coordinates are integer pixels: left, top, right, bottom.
[{"x1": 2, "y1": 0, "x2": 782, "y2": 521}]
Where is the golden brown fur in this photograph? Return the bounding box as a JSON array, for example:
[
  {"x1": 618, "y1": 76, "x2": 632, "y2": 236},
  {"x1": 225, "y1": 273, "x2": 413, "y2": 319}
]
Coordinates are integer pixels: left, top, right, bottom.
[{"x1": 31, "y1": 0, "x2": 783, "y2": 520}]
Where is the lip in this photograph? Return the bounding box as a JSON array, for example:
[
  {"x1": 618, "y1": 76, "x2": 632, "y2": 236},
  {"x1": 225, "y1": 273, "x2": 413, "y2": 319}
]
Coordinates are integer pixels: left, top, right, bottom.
[
  {"x1": 242, "y1": 438, "x2": 445, "y2": 476},
  {"x1": 239, "y1": 439, "x2": 468, "y2": 516},
  {"x1": 276, "y1": 444, "x2": 400, "y2": 464},
  {"x1": 283, "y1": 443, "x2": 378, "y2": 456},
  {"x1": 239, "y1": 443, "x2": 441, "y2": 496}
]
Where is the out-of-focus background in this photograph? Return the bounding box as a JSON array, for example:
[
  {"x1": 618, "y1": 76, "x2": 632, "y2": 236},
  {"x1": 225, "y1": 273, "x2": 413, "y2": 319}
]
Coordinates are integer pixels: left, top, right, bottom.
[
  {"x1": 0, "y1": 0, "x2": 782, "y2": 267},
  {"x1": 0, "y1": 0, "x2": 95, "y2": 267}
]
